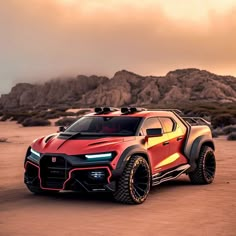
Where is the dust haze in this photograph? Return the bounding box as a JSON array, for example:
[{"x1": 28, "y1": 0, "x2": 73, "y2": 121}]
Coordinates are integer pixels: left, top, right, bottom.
[{"x1": 0, "y1": 0, "x2": 236, "y2": 94}]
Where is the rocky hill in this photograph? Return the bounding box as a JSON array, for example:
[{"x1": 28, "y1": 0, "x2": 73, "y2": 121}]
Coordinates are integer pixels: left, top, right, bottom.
[{"x1": 1, "y1": 68, "x2": 236, "y2": 109}]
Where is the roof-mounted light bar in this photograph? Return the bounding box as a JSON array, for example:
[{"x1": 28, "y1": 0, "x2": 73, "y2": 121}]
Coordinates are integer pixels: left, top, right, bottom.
[
  {"x1": 94, "y1": 107, "x2": 182, "y2": 115},
  {"x1": 94, "y1": 107, "x2": 119, "y2": 114},
  {"x1": 121, "y1": 107, "x2": 147, "y2": 114},
  {"x1": 94, "y1": 107, "x2": 103, "y2": 113},
  {"x1": 130, "y1": 107, "x2": 146, "y2": 113},
  {"x1": 121, "y1": 107, "x2": 129, "y2": 114}
]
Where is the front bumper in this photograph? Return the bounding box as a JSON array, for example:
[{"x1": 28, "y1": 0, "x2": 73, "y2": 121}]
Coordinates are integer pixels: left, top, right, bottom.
[{"x1": 24, "y1": 154, "x2": 117, "y2": 192}]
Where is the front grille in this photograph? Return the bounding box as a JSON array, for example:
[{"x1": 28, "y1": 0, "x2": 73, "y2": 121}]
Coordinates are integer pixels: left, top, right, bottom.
[
  {"x1": 67, "y1": 169, "x2": 110, "y2": 192},
  {"x1": 25, "y1": 163, "x2": 40, "y2": 186},
  {"x1": 40, "y1": 156, "x2": 71, "y2": 189}
]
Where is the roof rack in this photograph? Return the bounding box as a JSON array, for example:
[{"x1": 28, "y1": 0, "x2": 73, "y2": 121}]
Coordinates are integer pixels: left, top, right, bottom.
[
  {"x1": 182, "y1": 117, "x2": 211, "y2": 126},
  {"x1": 148, "y1": 109, "x2": 183, "y2": 115}
]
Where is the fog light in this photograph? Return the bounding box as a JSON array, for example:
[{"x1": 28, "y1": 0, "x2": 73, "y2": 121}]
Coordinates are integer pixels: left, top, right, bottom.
[{"x1": 89, "y1": 171, "x2": 105, "y2": 179}]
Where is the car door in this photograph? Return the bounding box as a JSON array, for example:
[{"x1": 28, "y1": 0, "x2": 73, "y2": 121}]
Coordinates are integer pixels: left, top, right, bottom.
[
  {"x1": 158, "y1": 117, "x2": 187, "y2": 171},
  {"x1": 141, "y1": 117, "x2": 170, "y2": 174}
]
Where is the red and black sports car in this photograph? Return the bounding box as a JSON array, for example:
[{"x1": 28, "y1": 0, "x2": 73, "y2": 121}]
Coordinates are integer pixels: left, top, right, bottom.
[{"x1": 24, "y1": 107, "x2": 216, "y2": 204}]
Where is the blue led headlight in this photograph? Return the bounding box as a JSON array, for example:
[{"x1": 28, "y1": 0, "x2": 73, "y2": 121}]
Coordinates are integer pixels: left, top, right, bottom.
[
  {"x1": 85, "y1": 152, "x2": 113, "y2": 161},
  {"x1": 29, "y1": 148, "x2": 41, "y2": 163}
]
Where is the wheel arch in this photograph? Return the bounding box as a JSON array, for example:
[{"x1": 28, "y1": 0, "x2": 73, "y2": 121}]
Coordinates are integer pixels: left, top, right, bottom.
[
  {"x1": 129, "y1": 152, "x2": 150, "y2": 166},
  {"x1": 202, "y1": 141, "x2": 215, "y2": 151},
  {"x1": 188, "y1": 136, "x2": 215, "y2": 172},
  {"x1": 112, "y1": 145, "x2": 151, "y2": 179}
]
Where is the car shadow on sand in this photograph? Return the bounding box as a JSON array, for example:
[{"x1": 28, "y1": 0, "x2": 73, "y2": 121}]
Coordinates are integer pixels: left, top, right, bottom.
[
  {"x1": 0, "y1": 178, "x2": 192, "y2": 208},
  {"x1": 27, "y1": 178, "x2": 192, "y2": 205}
]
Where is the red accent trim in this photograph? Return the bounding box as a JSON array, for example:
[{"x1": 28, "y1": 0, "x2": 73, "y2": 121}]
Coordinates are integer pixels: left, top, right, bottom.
[
  {"x1": 62, "y1": 166, "x2": 112, "y2": 189},
  {"x1": 25, "y1": 161, "x2": 112, "y2": 191}
]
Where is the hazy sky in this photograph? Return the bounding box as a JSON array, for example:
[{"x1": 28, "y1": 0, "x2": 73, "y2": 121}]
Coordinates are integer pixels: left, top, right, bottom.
[{"x1": 0, "y1": 0, "x2": 236, "y2": 94}]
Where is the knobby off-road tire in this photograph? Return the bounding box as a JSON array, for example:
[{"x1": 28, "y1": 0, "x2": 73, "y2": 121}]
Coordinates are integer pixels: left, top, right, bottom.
[
  {"x1": 189, "y1": 146, "x2": 216, "y2": 184},
  {"x1": 114, "y1": 156, "x2": 151, "y2": 204},
  {"x1": 26, "y1": 184, "x2": 59, "y2": 195}
]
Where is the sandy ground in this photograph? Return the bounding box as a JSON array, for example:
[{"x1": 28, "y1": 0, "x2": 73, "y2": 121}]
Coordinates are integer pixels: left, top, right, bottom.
[{"x1": 0, "y1": 121, "x2": 235, "y2": 236}]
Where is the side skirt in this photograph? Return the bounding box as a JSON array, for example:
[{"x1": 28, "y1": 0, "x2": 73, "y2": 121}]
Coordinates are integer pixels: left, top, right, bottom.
[{"x1": 152, "y1": 164, "x2": 190, "y2": 186}]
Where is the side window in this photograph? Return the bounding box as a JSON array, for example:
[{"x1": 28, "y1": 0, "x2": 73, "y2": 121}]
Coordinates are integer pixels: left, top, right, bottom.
[
  {"x1": 159, "y1": 117, "x2": 175, "y2": 133},
  {"x1": 141, "y1": 118, "x2": 162, "y2": 135}
]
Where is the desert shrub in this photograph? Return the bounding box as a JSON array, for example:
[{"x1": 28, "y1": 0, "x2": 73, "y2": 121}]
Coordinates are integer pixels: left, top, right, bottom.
[
  {"x1": 11, "y1": 112, "x2": 32, "y2": 122},
  {"x1": 34, "y1": 105, "x2": 50, "y2": 110},
  {"x1": 211, "y1": 127, "x2": 225, "y2": 138},
  {"x1": 227, "y1": 132, "x2": 236, "y2": 141},
  {"x1": 0, "y1": 110, "x2": 39, "y2": 123},
  {"x1": 222, "y1": 125, "x2": 236, "y2": 135},
  {"x1": 43, "y1": 112, "x2": 61, "y2": 119},
  {"x1": 17, "y1": 116, "x2": 28, "y2": 124},
  {"x1": 58, "y1": 111, "x2": 76, "y2": 117},
  {"x1": 26, "y1": 110, "x2": 38, "y2": 116},
  {"x1": 22, "y1": 118, "x2": 51, "y2": 127},
  {"x1": 33, "y1": 110, "x2": 60, "y2": 119},
  {"x1": 55, "y1": 117, "x2": 77, "y2": 127},
  {"x1": 192, "y1": 108, "x2": 212, "y2": 117},
  {"x1": 76, "y1": 109, "x2": 91, "y2": 116},
  {"x1": 35, "y1": 110, "x2": 75, "y2": 119},
  {"x1": 7, "y1": 111, "x2": 43, "y2": 123},
  {"x1": 212, "y1": 127, "x2": 224, "y2": 136},
  {"x1": 52, "y1": 105, "x2": 71, "y2": 112},
  {"x1": 34, "y1": 110, "x2": 50, "y2": 118},
  {"x1": 180, "y1": 102, "x2": 236, "y2": 117},
  {"x1": 212, "y1": 130, "x2": 219, "y2": 138},
  {"x1": 0, "y1": 137, "x2": 8, "y2": 142},
  {"x1": 211, "y1": 114, "x2": 235, "y2": 129},
  {"x1": 181, "y1": 107, "x2": 211, "y2": 117},
  {"x1": 0, "y1": 113, "x2": 12, "y2": 121}
]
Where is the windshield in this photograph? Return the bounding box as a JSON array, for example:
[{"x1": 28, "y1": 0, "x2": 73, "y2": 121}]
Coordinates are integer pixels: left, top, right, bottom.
[{"x1": 65, "y1": 116, "x2": 142, "y2": 136}]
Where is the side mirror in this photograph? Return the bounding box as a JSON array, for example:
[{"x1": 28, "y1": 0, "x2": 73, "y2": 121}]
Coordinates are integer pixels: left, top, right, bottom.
[
  {"x1": 146, "y1": 128, "x2": 163, "y2": 137},
  {"x1": 58, "y1": 126, "x2": 66, "y2": 132}
]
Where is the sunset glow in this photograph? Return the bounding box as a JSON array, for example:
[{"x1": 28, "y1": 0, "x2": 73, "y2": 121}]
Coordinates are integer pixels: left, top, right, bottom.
[
  {"x1": 58, "y1": 0, "x2": 79, "y2": 6},
  {"x1": 0, "y1": 0, "x2": 235, "y2": 94}
]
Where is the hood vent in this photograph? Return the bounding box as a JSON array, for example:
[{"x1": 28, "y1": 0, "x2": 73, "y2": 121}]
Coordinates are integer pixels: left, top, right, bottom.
[{"x1": 45, "y1": 135, "x2": 56, "y2": 144}]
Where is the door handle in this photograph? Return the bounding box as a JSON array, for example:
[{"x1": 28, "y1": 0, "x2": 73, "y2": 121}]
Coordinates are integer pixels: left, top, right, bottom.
[
  {"x1": 163, "y1": 141, "x2": 169, "y2": 146},
  {"x1": 177, "y1": 136, "x2": 183, "y2": 141}
]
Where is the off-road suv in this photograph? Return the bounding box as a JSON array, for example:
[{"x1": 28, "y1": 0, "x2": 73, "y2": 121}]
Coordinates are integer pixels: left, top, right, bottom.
[{"x1": 24, "y1": 107, "x2": 216, "y2": 204}]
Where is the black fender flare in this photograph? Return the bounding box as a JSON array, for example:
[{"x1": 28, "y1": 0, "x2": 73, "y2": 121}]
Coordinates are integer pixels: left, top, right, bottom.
[
  {"x1": 111, "y1": 145, "x2": 150, "y2": 179},
  {"x1": 188, "y1": 135, "x2": 215, "y2": 172}
]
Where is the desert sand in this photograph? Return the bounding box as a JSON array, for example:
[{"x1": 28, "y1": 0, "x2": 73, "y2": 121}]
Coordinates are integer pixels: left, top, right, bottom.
[{"x1": 0, "y1": 121, "x2": 235, "y2": 236}]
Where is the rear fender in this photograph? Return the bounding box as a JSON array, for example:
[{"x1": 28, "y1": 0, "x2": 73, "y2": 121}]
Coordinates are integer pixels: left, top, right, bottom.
[{"x1": 188, "y1": 135, "x2": 215, "y2": 172}]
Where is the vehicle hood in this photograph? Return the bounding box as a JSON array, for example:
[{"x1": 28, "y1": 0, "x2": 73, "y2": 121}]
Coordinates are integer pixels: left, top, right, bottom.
[{"x1": 31, "y1": 134, "x2": 136, "y2": 155}]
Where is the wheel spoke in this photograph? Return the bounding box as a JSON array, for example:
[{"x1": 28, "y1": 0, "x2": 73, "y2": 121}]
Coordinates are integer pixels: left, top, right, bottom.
[
  {"x1": 204, "y1": 153, "x2": 216, "y2": 180},
  {"x1": 136, "y1": 182, "x2": 148, "y2": 185},
  {"x1": 205, "y1": 168, "x2": 214, "y2": 177},
  {"x1": 207, "y1": 166, "x2": 215, "y2": 171},
  {"x1": 133, "y1": 186, "x2": 142, "y2": 198},
  {"x1": 206, "y1": 172, "x2": 213, "y2": 179},
  {"x1": 135, "y1": 173, "x2": 148, "y2": 179},
  {"x1": 134, "y1": 184, "x2": 145, "y2": 193},
  {"x1": 132, "y1": 163, "x2": 150, "y2": 199}
]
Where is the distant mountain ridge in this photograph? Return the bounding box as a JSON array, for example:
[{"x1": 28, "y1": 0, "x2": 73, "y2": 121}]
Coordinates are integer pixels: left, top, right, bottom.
[{"x1": 1, "y1": 68, "x2": 236, "y2": 109}]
